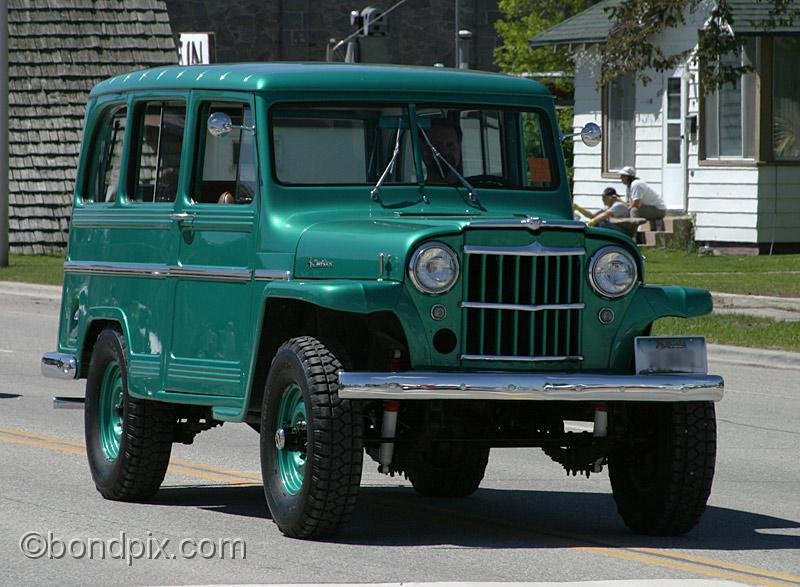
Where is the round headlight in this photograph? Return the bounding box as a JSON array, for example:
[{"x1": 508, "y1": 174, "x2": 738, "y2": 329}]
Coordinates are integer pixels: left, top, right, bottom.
[
  {"x1": 409, "y1": 242, "x2": 460, "y2": 295},
  {"x1": 589, "y1": 246, "x2": 638, "y2": 298}
]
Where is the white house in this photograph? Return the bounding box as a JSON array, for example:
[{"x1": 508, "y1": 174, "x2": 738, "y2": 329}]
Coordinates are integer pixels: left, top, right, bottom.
[{"x1": 531, "y1": 0, "x2": 800, "y2": 253}]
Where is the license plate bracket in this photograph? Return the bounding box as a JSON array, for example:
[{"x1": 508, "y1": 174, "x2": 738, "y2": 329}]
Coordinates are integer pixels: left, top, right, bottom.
[{"x1": 634, "y1": 336, "x2": 708, "y2": 375}]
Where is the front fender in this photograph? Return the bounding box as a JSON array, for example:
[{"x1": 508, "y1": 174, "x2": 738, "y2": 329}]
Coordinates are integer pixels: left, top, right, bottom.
[
  {"x1": 609, "y1": 285, "x2": 713, "y2": 370},
  {"x1": 260, "y1": 279, "x2": 432, "y2": 367}
]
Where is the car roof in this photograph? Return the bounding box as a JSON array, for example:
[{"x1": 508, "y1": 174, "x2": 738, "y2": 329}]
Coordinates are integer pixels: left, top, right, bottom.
[{"x1": 89, "y1": 62, "x2": 550, "y2": 100}]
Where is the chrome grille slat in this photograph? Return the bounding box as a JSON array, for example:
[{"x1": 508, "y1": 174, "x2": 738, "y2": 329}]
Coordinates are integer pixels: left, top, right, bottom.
[{"x1": 462, "y1": 245, "x2": 584, "y2": 362}]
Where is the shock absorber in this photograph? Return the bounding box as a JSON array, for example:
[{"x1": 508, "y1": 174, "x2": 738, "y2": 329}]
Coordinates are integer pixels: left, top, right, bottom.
[{"x1": 378, "y1": 350, "x2": 402, "y2": 474}]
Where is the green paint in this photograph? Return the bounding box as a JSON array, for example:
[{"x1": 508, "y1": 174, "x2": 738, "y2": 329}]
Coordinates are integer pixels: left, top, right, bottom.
[
  {"x1": 98, "y1": 360, "x2": 124, "y2": 460},
  {"x1": 275, "y1": 383, "x2": 306, "y2": 496},
  {"x1": 49, "y1": 63, "x2": 715, "y2": 423}
]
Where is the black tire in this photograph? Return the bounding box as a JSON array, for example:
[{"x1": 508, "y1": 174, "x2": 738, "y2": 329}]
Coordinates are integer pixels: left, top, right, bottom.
[
  {"x1": 85, "y1": 327, "x2": 174, "y2": 501},
  {"x1": 408, "y1": 443, "x2": 489, "y2": 498},
  {"x1": 260, "y1": 336, "x2": 363, "y2": 539},
  {"x1": 609, "y1": 401, "x2": 716, "y2": 535}
]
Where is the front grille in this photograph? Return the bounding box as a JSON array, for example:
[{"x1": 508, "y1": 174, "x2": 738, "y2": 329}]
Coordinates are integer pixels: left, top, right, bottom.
[{"x1": 461, "y1": 243, "x2": 584, "y2": 362}]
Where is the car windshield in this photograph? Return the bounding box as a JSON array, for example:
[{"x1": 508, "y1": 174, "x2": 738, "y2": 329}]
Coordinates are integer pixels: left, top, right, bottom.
[{"x1": 270, "y1": 104, "x2": 559, "y2": 191}]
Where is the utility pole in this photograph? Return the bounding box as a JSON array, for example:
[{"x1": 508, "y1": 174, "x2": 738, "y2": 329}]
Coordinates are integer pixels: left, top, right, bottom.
[
  {"x1": 0, "y1": 0, "x2": 8, "y2": 267},
  {"x1": 454, "y1": 0, "x2": 459, "y2": 68}
]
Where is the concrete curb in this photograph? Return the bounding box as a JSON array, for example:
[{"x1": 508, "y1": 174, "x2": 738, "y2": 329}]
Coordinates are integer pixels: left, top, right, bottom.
[
  {"x1": 708, "y1": 343, "x2": 800, "y2": 371},
  {"x1": 0, "y1": 281, "x2": 61, "y2": 301}
]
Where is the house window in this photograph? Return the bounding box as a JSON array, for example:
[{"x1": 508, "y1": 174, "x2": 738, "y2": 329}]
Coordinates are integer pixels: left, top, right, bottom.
[
  {"x1": 603, "y1": 73, "x2": 635, "y2": 173},
  {"x1": 702, "y1": 38, "x2": 757, "y2": 160},
  {"x1": 772, "y1": 37, "x2": 800, "y2": 161}
]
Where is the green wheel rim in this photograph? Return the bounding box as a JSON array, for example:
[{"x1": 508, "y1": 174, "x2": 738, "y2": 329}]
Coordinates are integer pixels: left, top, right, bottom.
[
  {"x1": 276, "y1": 383, "x2": 307, "y2": 495},
  {"x1": 98, "y1": 361, "x2": 124, "y2": 461}
]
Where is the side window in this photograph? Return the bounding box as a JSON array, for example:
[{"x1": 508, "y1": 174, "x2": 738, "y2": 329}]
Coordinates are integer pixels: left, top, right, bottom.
[
  {"x1": 86, "y1": 105, "x2": 126, "y2": 203},
  {"x1": 131, "y1": 101, "x2": 186, "y2": 203},
  {"x1": 194, "y1": 102, "x2": 256, "y2": 204}
]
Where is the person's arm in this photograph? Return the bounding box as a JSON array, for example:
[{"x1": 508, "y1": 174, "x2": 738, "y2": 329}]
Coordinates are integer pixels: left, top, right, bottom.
[
  {"x1": 628, "y1": 198, "x2": 643, "y2": 209},
  {"x1": 587, "y1": 209, "x2": 612, "y2": 226}
]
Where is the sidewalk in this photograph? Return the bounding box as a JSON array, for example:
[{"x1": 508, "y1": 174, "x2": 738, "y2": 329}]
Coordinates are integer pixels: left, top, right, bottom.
[{"x1": 712, "y1": 291, "x2": 800, "y2": 322}]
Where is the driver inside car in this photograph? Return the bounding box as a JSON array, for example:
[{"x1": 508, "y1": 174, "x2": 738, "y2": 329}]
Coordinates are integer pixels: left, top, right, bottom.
[{"x1": 420, "y1": 118, "x2": 463, "y2": 185}]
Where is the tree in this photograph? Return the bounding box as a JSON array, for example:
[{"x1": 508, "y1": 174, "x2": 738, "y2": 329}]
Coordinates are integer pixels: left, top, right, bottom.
[{"x1": 495, "y1": 0, "x2": 800, "y2": 95}]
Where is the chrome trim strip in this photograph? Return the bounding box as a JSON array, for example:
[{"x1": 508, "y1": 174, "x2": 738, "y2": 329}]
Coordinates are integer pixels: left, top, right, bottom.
[
  {"x1": 338, "y1": 371, "x2": 725, "y2": 402},
  {"x1": 464, "y1": 243, "x2": 585, "y2": 257},
  {"x1": 254, "y1": 269, "x2": 292, "y2": 281},
  {"x1": 64, "y1": 261, "x2": 253, "y2": 282},
  {"x1": 42, "y1": 353, "x2": 78, "y2": 380},
  {"x1": 64, "y1": 261, "x2": 169, "y2": 278},
  {"x1": 468, "y1": 216, "x2": 585, "y2": 232},
  {"x1": 461, "y1": 302, "x2": 585, "y2": 312},
  {"x1": 460, "y1": 354, "x2": 584, "y2": 362},
  {"x1": 170, "y1": 265, "x2": 252, "y2": 282},
  {"x1": 53, "y1": 396, "x2": 85, "y2": 409}
]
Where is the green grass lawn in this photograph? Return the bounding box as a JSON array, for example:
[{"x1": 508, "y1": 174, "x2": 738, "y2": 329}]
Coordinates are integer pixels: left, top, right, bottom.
[
  {"x1": 653, "y1": 314, "x2": 800, "y2": 353},
  {"x1": 643, "y1": 249, "x2": 800, "y2": 297},
  {"x1": 0, "y1": 254, "x2": 64, "y2": 285}
]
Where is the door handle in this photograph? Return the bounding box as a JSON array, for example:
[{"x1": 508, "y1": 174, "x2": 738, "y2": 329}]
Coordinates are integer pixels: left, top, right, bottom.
[{"x1": 170, "y1": 212, "x2": 195, "y2": 223}]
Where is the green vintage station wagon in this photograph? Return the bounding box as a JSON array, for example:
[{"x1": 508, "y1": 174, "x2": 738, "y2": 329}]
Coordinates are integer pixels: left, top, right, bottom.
[{"x1": 43, "y1": 63, "x2": 723, "y2": 539}]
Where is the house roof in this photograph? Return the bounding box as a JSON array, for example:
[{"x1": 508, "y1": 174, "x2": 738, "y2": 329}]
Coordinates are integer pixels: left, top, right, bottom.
[
  {"x1": 529, "y1": 0, "x2": 800, "y2": 48},
  {"x1": 8, "y1": 0, "x2": 177, "y2": 253}
]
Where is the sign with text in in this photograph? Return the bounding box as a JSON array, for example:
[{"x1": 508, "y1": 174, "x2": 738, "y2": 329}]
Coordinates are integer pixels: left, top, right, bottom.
[{"x1": 179, "y1": 33, "x2": 215, "y2": 65}]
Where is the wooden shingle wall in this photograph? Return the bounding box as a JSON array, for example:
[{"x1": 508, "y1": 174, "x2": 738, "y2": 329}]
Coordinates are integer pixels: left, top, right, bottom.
[{"x1": 8, "y1": 0, "x2": 177, "y2": 254}]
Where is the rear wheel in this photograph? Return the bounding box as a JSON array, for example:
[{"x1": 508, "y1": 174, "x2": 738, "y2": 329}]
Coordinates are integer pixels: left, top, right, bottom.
[
  {"x1": 609, "y1": 401, "x2": 716, "y2": 535},
  {"x1": 260, "y1": 336, "x2": 363, "y2": 539},
  {"x1": 85, "y1": 327, "x2": 174, "y2": 501},
  {"x1": 408, "y1": 443, "x2": 489, "y2": 498}
]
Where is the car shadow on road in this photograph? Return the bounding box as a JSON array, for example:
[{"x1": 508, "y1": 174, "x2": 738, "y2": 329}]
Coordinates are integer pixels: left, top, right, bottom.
[{"x1": 152, "y1": 483, "x2": 799, "y2": 550}]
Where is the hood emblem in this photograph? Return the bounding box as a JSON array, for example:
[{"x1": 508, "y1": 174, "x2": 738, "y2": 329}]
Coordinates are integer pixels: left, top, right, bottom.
[{"x1": 308, "y1": 258, "x2": 334, "y2": 269}]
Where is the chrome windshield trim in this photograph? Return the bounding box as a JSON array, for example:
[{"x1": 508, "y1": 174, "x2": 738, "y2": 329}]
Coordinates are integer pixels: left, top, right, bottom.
[
  {"x1": 460, "y1": 354, "x2": 584, "y2": 362},
  {"x1": 461, "y1": 302, "x2": 585, "y2": 313},
  {"x1": 464, "y1": 243, "x2": 585, "y2": 257},
  {"x1": 64, "y1": 261, "x2": 169, "y2": 278},
  {"x1": 254, "y1": 269, "x2": 292, "y2": 281},
  {"x1": 42, "y1": 353, "x2": 78, "y2": 380},
  {"x1": 468, "y1": 216, "x2": 585, "y2": 232},
  {"x1": 170, "y1": 265, "x2": 252, "y2": 282},
  {"x1": 338, "y1": 372, "x2": 725, "y2": 402}
]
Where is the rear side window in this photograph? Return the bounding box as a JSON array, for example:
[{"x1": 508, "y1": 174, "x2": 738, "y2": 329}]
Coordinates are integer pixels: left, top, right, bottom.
[
  {"x1": 85, "y1": 105, "x2": 126, "y2": 203},
  {"x1": 131, "y1": 101, "x2": 186, "y2": 203},
  {"x1": 193, "y1": 102, "x2": 257, "y2": 204}
]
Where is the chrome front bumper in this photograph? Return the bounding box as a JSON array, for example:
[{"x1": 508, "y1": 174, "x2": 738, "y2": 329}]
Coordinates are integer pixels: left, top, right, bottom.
[
  {"x1": 337, "y1": 371, "x2": 724, "y2": 402},
  {"x1": 41, "y1": 353, "x2": 78, "y2": 380}
]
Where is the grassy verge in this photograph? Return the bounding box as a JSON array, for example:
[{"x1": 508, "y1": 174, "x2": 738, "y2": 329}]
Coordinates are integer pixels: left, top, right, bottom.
[
  {"x1": 0, "y1": 254, "x2": 64, "y2": 285},
  {"x1": 644, "y1": 249, "x2": 800, "y2": 297},
  {"x1": 653, "y1": 314, "x2": 800, "y2": 353}
]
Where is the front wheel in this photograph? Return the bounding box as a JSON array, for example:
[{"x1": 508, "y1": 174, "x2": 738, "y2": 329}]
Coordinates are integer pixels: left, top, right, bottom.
[
  {"x1": 609, "y1": 401, "x2": 716, "y2": 535},
  {"x1": 85, "y1": 327, "x2": 174, "y2": 501},
  {"x1": 260, "y1": 337, "x2": 363, "y2": 539}
]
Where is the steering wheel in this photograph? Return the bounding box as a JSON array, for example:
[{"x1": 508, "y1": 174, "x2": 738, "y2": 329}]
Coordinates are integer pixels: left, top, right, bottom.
[{"x1": 466, "y1": 174, "x2": 512, "y2": 188}]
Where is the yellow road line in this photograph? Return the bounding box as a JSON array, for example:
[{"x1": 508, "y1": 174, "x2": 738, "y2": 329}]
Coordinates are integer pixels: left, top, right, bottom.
[{"x1": 1, "y1": 425, "x2": 798, "y2": 586}]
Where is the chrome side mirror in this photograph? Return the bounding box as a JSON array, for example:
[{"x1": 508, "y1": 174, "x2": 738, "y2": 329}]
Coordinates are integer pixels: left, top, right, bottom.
[
  {"x1": 561, "y1": 122, "x2": 602, "y2": 147},
  {"x1": 207, "y1": 112, "x2": 254, "y2": 137},
  {"x1": 580, "y1": 122, "x2": 601, "y2": 147}
]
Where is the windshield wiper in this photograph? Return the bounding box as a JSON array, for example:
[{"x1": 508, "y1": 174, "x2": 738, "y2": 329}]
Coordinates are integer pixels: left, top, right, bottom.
[
  {"x1": 418, "y1": 125, "x2": 482, "y2": 209},
  {"x1": 371, "y1": 127, "x2": 402, "y2": 202}
]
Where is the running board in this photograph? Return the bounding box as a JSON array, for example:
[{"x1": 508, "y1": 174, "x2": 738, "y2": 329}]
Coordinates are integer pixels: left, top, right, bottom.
[{"x1": 53, "y1": 396, "x2": 85, "y2": 409}]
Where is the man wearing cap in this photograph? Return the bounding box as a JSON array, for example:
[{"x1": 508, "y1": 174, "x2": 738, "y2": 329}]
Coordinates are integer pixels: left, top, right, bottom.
[
  {"x1": 588, "y1": 187, "x2": 629, "y2": 228},
  {"x1": 619, "y1": 166, "x2": 666, "y2": 225}
]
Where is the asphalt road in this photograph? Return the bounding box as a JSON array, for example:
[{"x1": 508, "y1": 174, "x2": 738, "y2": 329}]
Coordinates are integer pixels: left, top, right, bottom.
[{"x1": 1, "y1": 290, "x2": 799, "y2": 587}]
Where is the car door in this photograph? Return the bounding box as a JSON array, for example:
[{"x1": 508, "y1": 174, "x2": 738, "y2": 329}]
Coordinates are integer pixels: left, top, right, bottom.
[{"x1": 166, "y1": 92, "x2": 259, "y2": 397}]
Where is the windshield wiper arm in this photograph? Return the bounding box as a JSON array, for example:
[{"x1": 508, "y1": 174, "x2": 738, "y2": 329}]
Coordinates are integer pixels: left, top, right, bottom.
[
  {"x1": 371, "y1": 127, "x2": 402, "y2": 202},
  {"x1": 418, "y1": 125, "x2": 482, "y2": 208}
]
